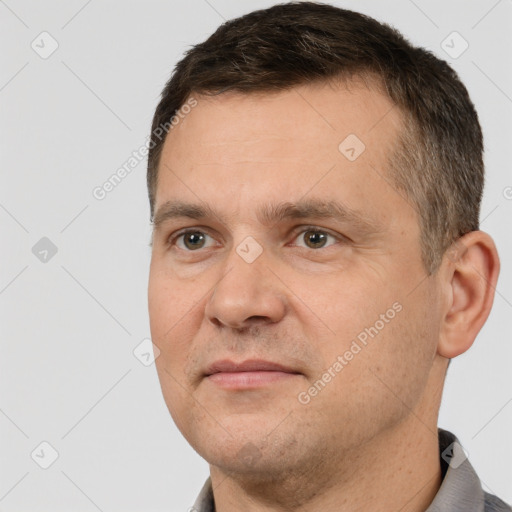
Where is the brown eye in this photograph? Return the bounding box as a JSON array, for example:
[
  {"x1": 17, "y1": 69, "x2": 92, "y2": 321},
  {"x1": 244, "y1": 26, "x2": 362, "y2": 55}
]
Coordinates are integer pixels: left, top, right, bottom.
[
  {"x1": 291, "y1": 227, "x2": 341, "y2": 250},
  {"x1": 303, "y1": 230, "x2": 328, "y2": 249},
  {"x1": 180, "y1": 231, "x2": 208, "y2": 250}
]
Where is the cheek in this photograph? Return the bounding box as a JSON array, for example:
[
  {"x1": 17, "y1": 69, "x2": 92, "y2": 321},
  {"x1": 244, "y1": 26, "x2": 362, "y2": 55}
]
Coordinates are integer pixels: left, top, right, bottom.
[
  {"x1": 349, "y1": 297, "x2": 435, "y2": 408},
  {"x1": 295, "y1": 275, "x2": 388, "y2": 351},
  {"x1": 148, "y1": 267, "x2": 200, "y2": 376},
  {"x1": 149, "y1": 262, "x2": 199, "y2": 335},
  {"x1": 305, "y1": 278, "x2": 436, "y2": 417},
  {"x1": 149, "y1": 269, "x2": 201, "y2": 434},
  {"x1": 297, "y1": 298, "x2": 435, "y2": 451}
]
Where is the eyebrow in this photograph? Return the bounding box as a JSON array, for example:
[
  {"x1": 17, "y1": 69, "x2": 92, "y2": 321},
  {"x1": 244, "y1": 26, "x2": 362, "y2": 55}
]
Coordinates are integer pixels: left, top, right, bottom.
[{"x1": 152, "y1": 198, "x2": 384, "y2": 236}]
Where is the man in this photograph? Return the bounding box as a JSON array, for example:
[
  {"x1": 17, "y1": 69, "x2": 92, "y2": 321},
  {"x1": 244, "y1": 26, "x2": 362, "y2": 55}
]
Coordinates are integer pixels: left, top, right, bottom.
[{"x1": 146, "y1": 2, "x2": 510, "y2": 510}]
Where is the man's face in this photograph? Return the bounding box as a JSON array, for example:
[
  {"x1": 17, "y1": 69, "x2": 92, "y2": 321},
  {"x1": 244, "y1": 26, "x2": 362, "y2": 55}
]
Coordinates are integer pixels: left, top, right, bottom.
[{"x1": 148, "y1": 79, "x2": 442, "y2": 478}]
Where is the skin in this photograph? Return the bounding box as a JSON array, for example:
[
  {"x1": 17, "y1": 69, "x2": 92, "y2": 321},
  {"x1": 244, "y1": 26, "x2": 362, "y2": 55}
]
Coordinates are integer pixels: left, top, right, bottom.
[{"x1": 148, "y1": 78, "x2": 500, "y2": 511}]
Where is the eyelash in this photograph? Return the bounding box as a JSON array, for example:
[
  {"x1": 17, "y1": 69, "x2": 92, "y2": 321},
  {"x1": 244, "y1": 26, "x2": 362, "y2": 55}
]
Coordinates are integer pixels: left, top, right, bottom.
[{"x1": 168, "y1": 226, "x2": 346, "y2": 251}]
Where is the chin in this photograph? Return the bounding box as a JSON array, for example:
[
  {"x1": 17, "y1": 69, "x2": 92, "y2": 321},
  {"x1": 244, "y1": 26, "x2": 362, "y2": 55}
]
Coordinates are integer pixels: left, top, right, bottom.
[{"x1": 190, "y1": 422, "x2": 304, "y2": 477}]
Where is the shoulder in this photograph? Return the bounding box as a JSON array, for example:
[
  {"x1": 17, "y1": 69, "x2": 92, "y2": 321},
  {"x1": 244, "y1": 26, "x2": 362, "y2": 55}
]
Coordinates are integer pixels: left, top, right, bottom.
[{"x1": 485, "y1": 491, "x2": 512, "y2": 512}]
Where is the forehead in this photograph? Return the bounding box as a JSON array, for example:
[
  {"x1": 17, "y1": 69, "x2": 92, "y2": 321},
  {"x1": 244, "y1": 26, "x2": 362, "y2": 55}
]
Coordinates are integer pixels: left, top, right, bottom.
[
  {"x1": 161, "y1": 78, "x2": 401, "y2": 163},
  {"x1": 155, "y1": 79, "x2": 412, "y2": 231}
]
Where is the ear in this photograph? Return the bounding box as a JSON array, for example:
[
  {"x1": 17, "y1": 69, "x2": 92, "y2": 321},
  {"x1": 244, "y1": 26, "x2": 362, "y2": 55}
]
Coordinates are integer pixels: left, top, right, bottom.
[{"x1": 437, "y1": 231, "x2": 500, "y2": 359}]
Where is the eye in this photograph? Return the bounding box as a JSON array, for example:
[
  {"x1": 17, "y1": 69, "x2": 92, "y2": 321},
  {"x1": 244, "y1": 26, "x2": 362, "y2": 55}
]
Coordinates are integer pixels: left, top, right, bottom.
[
  {"x1": 171, "y1": 229, "x2": 216, "y2": 251},
  {"x1": 291, "y1": 227, "x2": 341, "y2": 249},
  {"x1": 168, "y1": 226, "x2": 344, "y2": 252}
]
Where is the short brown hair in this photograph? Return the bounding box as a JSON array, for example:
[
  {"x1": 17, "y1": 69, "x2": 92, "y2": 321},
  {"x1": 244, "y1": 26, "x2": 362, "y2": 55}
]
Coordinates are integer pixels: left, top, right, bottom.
[{"x1": 147, "y1": 1, "x2": 484, "y2": 275}]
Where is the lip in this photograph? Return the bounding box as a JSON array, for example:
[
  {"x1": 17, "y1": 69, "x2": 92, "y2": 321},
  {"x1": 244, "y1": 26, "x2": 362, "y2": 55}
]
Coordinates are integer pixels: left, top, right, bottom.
[
  {"x1": 205, "y1": 359, "x2": 299, "y2": 376},
  {"x1": 204, "y1": 359, "x2": 301, "y2": 390}
]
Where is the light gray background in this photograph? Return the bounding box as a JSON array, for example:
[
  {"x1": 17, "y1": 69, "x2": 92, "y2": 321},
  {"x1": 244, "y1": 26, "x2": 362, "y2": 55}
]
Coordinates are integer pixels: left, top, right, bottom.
[{"x1": 1, "y1": 0, "x2": 511, "y2": 510}]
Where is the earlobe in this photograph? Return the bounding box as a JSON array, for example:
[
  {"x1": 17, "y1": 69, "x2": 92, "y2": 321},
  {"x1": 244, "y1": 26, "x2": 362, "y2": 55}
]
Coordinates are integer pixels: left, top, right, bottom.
[{"x1": 437, "y1": 231, "x2": 500, "y2": 359}]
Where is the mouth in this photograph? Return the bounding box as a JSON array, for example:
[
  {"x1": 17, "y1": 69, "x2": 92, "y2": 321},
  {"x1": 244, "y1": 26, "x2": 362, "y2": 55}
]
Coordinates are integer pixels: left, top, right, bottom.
[{"x1": 204, "y1": 359, "x2": 302, "y2": 389}]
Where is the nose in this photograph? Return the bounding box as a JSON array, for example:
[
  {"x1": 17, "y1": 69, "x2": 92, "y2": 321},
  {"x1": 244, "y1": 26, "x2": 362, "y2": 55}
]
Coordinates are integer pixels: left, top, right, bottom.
[{"x1": 204, "y1": 246, "x2": 287, "y2": 330}]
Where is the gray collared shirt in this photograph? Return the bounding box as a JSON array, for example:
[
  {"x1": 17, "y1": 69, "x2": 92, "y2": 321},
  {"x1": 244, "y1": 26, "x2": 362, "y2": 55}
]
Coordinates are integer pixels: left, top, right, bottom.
[{"x1": 191, "y1": 429, "x2": 511, "y2": 511}]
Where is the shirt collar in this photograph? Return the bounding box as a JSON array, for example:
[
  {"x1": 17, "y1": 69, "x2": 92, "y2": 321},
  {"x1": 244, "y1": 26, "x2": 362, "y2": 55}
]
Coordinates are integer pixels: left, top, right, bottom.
[
  {"x1": 425, "y1": 428, "x2": 485, "y2": 512},
  {"x1": 192, "y1": 429, "x2": 485, "y2": 512},
  {"x1": 192, "y1": 475, "x2": 215, "y2": 512}
]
